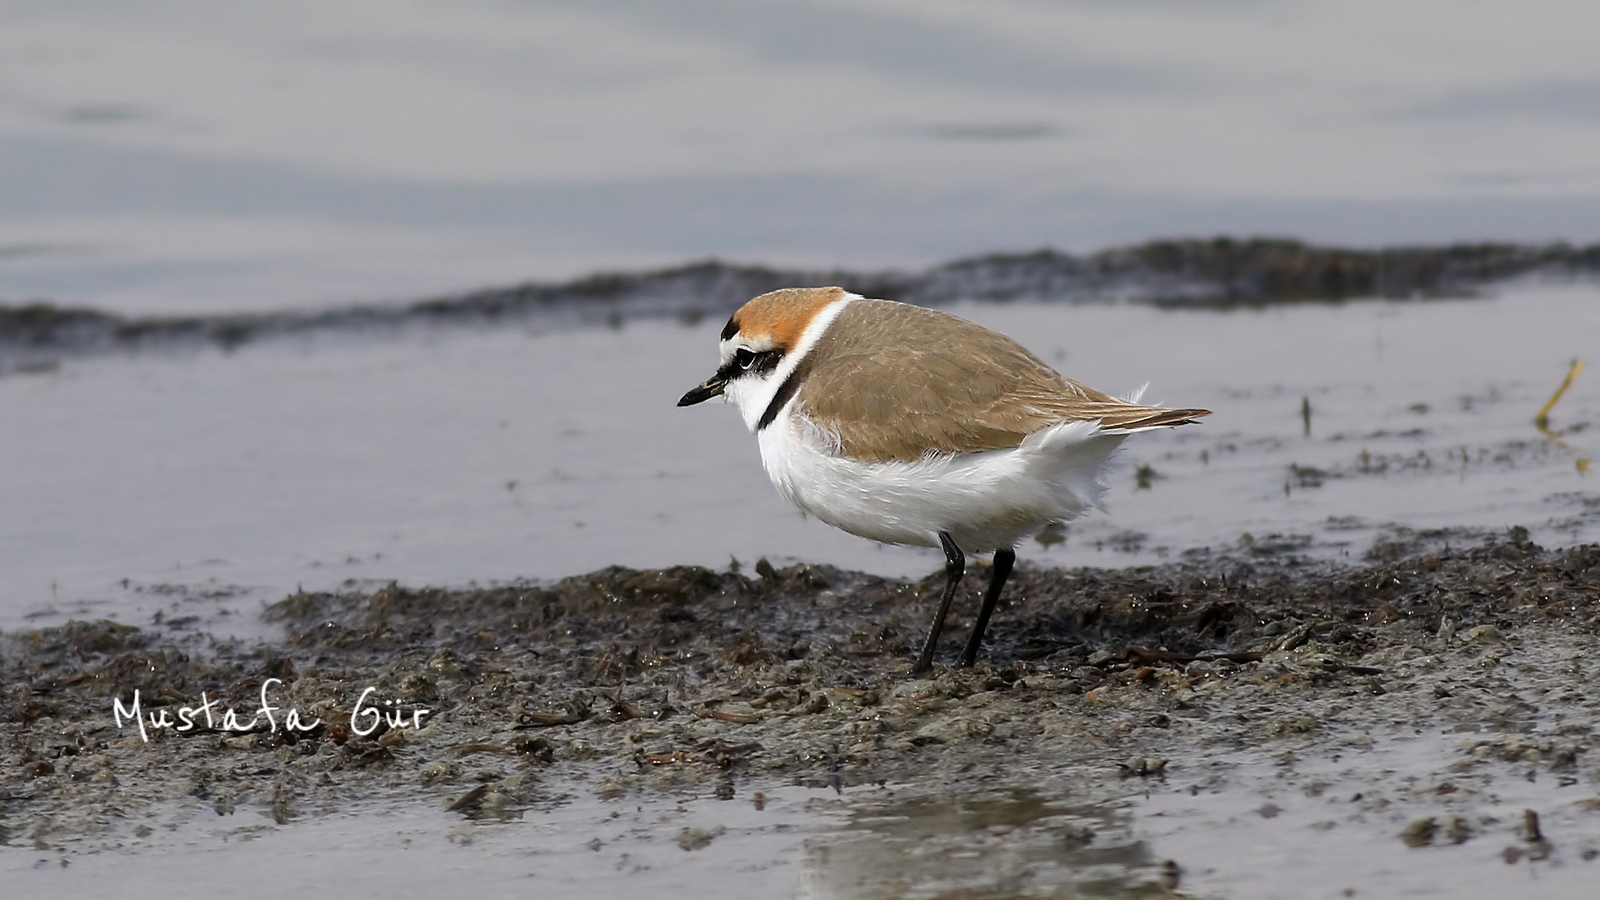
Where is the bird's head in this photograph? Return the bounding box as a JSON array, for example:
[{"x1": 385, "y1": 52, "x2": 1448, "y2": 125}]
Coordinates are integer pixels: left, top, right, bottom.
[{"x1": 677, "y1": 286, "x2": 850, "y2": 431}]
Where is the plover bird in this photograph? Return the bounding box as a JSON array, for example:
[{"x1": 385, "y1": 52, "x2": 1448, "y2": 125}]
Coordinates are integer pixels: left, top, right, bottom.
[{"x1": 678, "y1": 287, "x2": 1209, "y2": 674}]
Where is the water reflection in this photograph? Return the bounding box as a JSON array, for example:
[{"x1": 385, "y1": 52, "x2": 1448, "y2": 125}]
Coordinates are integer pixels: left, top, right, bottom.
[{"x1": 801, "y1": 788, "x2": 1170, "y2": 899}]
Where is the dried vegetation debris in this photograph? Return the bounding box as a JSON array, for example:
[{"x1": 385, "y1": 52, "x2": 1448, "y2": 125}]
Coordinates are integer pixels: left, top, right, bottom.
[{"x1": 1, "y1": 536, "x2": 1598, "y2": 851}]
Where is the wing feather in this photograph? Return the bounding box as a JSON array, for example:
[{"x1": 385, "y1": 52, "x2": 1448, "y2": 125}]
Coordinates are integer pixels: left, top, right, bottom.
[{"x1": 793, "y1": 300, "x2": 1209, "y2": 463}]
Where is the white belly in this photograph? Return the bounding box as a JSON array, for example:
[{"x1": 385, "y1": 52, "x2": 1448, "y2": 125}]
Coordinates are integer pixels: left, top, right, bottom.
[{"x1": 756, "y1": 411, "x2": 1128, "y2": 553}]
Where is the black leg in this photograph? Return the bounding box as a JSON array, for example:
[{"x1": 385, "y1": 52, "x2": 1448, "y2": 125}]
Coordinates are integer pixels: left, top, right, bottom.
[
  {"x1": 958, "y1": 548, "x2": 1014, "y2": 667},
  {"x1": 912, "y1": 532, "x2": 964, "y2": 676}
]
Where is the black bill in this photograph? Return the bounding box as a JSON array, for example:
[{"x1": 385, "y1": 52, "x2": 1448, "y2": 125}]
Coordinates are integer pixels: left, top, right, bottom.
[{"x1": 677, "y1": 374, "x2": 727, "y2": 406}]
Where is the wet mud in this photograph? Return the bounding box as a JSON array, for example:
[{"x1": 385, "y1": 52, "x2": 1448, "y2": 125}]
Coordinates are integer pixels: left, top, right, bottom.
[
  {"x1": 3, "y1": 238, "x2": 1598, "y2": 371},
  {"x1": 4, "y1": 532, "x2": 1599, "y2": 893}
]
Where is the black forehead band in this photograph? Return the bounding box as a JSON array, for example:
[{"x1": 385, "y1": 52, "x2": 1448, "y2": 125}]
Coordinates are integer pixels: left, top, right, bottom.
[{"x1": 719, "y1": 316, "x2": 739, "y2": 341}]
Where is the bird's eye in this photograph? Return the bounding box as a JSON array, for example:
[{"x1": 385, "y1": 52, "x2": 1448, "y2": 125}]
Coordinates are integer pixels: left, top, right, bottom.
[{"x1": 735, "y1": 348, "x2": 756, "y2": 370}]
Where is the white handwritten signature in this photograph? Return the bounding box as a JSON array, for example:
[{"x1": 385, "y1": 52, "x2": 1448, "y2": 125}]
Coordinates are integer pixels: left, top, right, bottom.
[{"x1": 111, "y1": 678, "x2": 430, "y2": 743}]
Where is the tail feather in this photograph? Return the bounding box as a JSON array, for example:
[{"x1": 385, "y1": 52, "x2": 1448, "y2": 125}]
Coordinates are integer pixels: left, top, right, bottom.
[{"x1": 1101, "y1": 406, "x2": 1211, "y2": 432}]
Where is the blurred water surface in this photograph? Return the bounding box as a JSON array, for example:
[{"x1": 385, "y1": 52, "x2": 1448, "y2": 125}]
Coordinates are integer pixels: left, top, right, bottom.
[{"x1": 3, "y1": 0, "x2": 1600, "y2": 311}]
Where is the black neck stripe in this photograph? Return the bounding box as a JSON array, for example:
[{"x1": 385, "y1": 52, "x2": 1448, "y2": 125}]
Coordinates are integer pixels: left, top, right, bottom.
[{"x1": 758, "y1": 355, "x2": 812, "y2": 430}]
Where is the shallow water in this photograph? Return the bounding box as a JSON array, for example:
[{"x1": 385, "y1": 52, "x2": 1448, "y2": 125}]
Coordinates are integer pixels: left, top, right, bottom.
[
  {"x1": 1139, "y1": 734, "x2": 1600, "y2": 900},
  {"x1": 6, "y1": 727, "x2": 1597, "y2": 899},
  {"x1": 0, "y1": 784, "x2": 1148, "y2": 899},
  {"x1": 1, "y1": 283, "x2": 1594, "y2": 635}
]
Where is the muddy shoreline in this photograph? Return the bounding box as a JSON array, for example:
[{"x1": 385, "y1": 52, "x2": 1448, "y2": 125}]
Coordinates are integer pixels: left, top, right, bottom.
[
  {"x1": 4, "y1": 238, "x2": 1599, "y2": 373},
  {"x1": 4, "y1": 530, "x2": 1599, "y2": 893}
]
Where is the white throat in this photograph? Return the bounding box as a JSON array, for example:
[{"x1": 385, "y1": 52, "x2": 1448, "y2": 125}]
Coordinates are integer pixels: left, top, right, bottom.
[{"x1": 724, "y1": 294, "x2": 857, "y2": 432}]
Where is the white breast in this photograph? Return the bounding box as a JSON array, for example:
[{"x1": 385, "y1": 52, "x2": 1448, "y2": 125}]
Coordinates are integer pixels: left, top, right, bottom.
[{"x1": 756, "y1": 405, "x2": 1130, "y2": 552}]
